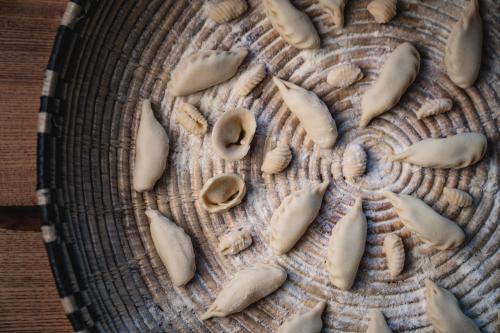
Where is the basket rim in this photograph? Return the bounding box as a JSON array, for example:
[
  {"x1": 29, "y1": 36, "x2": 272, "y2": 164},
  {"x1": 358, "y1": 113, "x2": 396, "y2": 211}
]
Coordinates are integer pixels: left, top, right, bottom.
[{"x1": 37, "y1": 1, "x2": 96, "y2": 332}]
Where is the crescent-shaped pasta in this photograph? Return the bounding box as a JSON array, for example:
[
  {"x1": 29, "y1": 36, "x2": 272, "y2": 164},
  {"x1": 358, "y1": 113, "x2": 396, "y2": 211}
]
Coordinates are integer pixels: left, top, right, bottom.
[
  {"x1": 382, "y1": 191, "x2": 464, "y2": 250},
  {"x1": 360, "y1": 42, "x2": 420, "y2": 128},
  {"x1": 327, "y1": 197, "x2": 367, "y2": 290},
  {"x1": 274, "y1": 77, "x2": 338, "y2": 148},
  {"x1": 263, "y1": 0, "x2": 320, "y2": 49},
  {"x1": 201, "y1": 263, "x2": 287, "y2": 320},
  {"x1": 270, "y1": 182, "x2": 329, "y2": 255},
  {"x1": 168, "y1": 48, "x2": 247, "y2": 96},
  {"x1": 444, "y1": 0, "x2": 482, "y2": 88},
  {"x1": 391, "y1": 133, "x2": 487, "y2": 169},
  {"x1": 424, "y1": 279, "x2": 480, "y2": 333},
  {"x1": 133, "y1": 99, "x2": 169, "y2": 192},
  {"x1": 146, "y1": 209, "x2": 196, "y2": 287},
  {"x1": 277, "y1": 301, "x2": 326, "y2": 333}
]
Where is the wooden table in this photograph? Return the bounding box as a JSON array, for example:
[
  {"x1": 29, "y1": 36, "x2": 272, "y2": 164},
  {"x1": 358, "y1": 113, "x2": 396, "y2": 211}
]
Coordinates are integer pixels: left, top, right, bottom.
[{"x1": 0, "y1": 1, "x2": 73, "y2": 331}]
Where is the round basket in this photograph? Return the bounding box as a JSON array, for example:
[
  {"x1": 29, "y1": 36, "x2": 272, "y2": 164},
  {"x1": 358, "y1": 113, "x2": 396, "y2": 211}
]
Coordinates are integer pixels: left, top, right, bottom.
[{"x1": 37, "y1": 0, "x2": 499, "y2": 332}]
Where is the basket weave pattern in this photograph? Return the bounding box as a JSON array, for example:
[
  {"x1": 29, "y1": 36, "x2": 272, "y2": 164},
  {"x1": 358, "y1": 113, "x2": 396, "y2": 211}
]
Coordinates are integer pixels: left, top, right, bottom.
[{"x1": 38, "y1": 0, "x2": 499, "y2": 332}]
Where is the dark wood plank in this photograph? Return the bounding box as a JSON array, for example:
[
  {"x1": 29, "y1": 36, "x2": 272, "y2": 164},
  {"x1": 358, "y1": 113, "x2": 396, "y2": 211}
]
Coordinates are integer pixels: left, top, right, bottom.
[
  {"x1": 0, "y1": 210, "x2": 72, "y2": 332},
  {"x1": 0, "y1": 0, "x2": 68, "y2": 206}
]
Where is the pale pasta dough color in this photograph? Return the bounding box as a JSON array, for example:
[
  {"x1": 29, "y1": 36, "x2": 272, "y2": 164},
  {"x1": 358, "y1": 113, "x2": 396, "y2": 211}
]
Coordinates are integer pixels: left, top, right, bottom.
[
  {"x1": 146, "y1": 209, "x2": 196, "y2": 287},
  {"x1": 360, "y1": 42, "x2": 420, "y2": 128},
  {"x1": 424, "y1": 279, "x2": 480, "y2": 333},
  {"x1": 318, "y1": 0, "x2": 349, "y2": 29},
  {"x1": 201, "y1": 263, "x2": 287, "y2": 319},
  {"x1": 391, "y1": 132, "x2": 487, "y2": 169},
  {"x1": 277, "y1": 301, "x2": 326, "y2": 333},
  {"x1": 382, "y1": 191, "x2": 464, "y2": 250},
  {"x1": 366, "y1": 309, "x2": 392, "y2": 333},
  {"x1": 327, "y1": 197, "x2": 367, "y2": 290},
  {"x1": 270, "y1": 182, "x2": 329, "y2": 255},
  {"x1": 133, "y1": 99, "x2": 169, "y2": 192},
  {"x1": 168, "y1": 48, "x2": 247, "y2": 96},
  {"x1": 274, "y1": 77, "x2": 338, "y2": 148}
]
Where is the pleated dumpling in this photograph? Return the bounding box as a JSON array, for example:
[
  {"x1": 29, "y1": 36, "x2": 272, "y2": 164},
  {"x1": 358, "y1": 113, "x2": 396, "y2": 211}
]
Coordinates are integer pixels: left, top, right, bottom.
[
  {"x1": 133, "y1": 99, "x2": 169, "y2": 192},
  {"x1": 327, "y1": 197, "x2": 367, "y2": 290},
  {"x1": 168, "y1": 48, "x2": 247, "y2": 96},
  {"x1": 270, "y1": 182, "x2": 329, "y2": 255},
  {"x1": 278, "y1": 301, "x2": 326, "y2": 333},
  {"x1": 360, "y1": 43, "x2": 420, "y2": 128},
  {"x1": 263, "y1": 0, "x2": 320, "y2": 49},
  {"x1": 424, "y1": 279, "x2": 480, "y2": 333},
  {"x1": 201, "y1": 263, "x2": 287, "y2": 319},
  {"x1": 391, "y1": 133, "x2": 487, "y2": 169},
  {"x1": 382, "y1": 191, "x2": 464, "y2": 250},
  {"x1": 274, "y1": 77, "x2": 337, "y2": 148},
  {"x1": 444, "y1": 0, "x2": 482, "y2": 88},
  {"x1": 146, "y1": 209, "x2": 196, "y2": 287}
]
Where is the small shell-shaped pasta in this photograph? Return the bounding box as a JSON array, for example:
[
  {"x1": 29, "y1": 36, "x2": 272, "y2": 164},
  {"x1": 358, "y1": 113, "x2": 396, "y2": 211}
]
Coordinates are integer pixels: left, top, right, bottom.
[
  {"x1": 367, "y1": 0, "x2": 397, "y2": 24},
  {"x1": 342, "y1": 143, "x2": 367, "y2": 180},
  {"x1": 383, "y1": 234, "x2": 404, "y2": 278},
  {"x1": 416, "y1": 98, "x2": 453, "y2": 119},
  {"x1": 218, "y1": 227, "x2": 252, "y2": 255},
  {"x1": 318, "y1": 0, "x2": 348, "y2": 29},
  {"x1": 207, "y1": 0, "x2": 248, "y2": 23},
  {"x1": 261, "y1": 143, "x2": 292, "y2": 174},
  {"x1": 442, "y1": 187, "x2": 473, "y2": 207},
  {"x1": 200, "y1": 173, "x2": 246, "y2": 213},
  {"x1": 327, "y1": 63, "x2": 363, "y2": 88},
  {"x1": 175, "y1": 103, "x2": 208, "y2": 136},
  {"x1": 235, "y1": 63, "x2": 266, "y2": 96}
]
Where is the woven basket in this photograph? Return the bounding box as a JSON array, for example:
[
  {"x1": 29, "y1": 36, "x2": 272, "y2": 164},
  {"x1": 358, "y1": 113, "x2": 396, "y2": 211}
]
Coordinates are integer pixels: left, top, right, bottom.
[{"x1": 37, "y1": 0, "x2": 499, "y2": 332}]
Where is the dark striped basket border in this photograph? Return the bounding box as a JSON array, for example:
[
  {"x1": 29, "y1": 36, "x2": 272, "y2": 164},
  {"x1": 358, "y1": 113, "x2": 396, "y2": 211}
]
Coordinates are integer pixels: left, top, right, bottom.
[{"x1": 37, "y1": 1, "x2": 97, "y2": 332}]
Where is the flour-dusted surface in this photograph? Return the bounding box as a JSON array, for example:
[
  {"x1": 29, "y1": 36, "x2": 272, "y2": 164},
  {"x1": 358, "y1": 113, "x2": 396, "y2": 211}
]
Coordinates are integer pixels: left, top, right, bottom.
[{"x1": 55, "y1": 0, "x2": 499, "y2": 332}]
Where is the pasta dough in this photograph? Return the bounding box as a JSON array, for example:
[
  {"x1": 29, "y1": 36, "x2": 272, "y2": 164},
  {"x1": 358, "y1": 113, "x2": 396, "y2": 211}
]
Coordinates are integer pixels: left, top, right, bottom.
[
  {"x1": 270, "y1": 182, "x2": 329, "y2": 255},
  {"x1": 201, "y1": 263, "x2": 287, "y2": 319},
  {"x1": 366, "y1": 309, "x2": 392, "y2": 333},
  {"x1": 383, "y1": 234, "x2": 404, "y2": 278},
  {"x1": 327, "y1": 197, "x2": 367, "y2": 290},
  {"x1": 360, "y1": 42, "x2": 420, "y2": 128},
  {"x1": 318, "y1": 0, "x2": 348, "y2": 29},
  {"x1": 444, "y1": 0, "x2": 482, "y2": 88},
  {"x1": 168, "y1": 48, "x2": 247, "y2": 96},
  {"x1": 263, "y1": 0, "x2": 320, "y2": 49},
  {"x1": 277, "y1": 301, "x2": 326, "y2": 333},
  {"x1": 274, "y1": 77, "x2": 338, "y2": 148},
  {"x1": 200, "y1": 173, "x2": 246, "y2": 213},
  {"x1": 146, "y1": 209, "x2": 196, "y2": 287},
  {"x1": 424, "y1": 279, "x2": 480, "y2": 333},
  {"x1": 391, "y1": 133, "x2": 487, "y2": 169},
  {"x1": 261, "y1": 143, "x2": 292, "y2": 174},
  {"x1": 211, "y1": 108, "x2": 256, "y2": 161},
  {"x1": 133, "y1": 99, "x2": 169, "y2": 192},
  {"x1": 382, "y1": 191, "x2": 464, "y2": 250}
]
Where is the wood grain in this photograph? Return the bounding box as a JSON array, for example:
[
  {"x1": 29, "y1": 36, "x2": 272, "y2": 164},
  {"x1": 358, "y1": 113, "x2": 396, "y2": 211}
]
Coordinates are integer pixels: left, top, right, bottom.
[
  {"x1": 0, "y1": 208, "x2": 72, "y2": 332},
  {"x1": 0, "y1": 0, "x2": 67, "y2": 206}
]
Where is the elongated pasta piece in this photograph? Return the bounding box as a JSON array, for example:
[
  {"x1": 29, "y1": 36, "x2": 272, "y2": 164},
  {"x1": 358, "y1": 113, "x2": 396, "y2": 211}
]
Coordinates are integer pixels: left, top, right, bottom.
[
  {"x1": 382, "y1": 191, "x2": 464, "y2": 250},
  {"x1": 261, "y1": 143, "x2": 292, "y2": 174},
  {"x1": 274, "y1": 77, "x2": 337, "y2": 148},
  {"x1": 424, "y1": 279, "x2": 480, "y2": 333},
  {"x1": 445, "y1": 0, "x2": 482, "y2": 88},
  {"x1": 201, "y1": 263, "x2": 287, "y2": 319},
  {"x1": 327, "y1": 197, "x2": 367, "y2": 290},
  {"x1": 360, "y1": 43, "x2": 420, "y2": 128},
  {"x1": 175, "y1": 103, "x2": 208, "y2": 136},
  {"x1": 168, "y1": 48, "x2": 247, "y2": 96},
  {"x1": 318, "y1": 0, "x2": 348, "y2": 29},
  {"x1": 327, "y1": 63, "x2": 363, "y2": 88},
  {"x1": 270, "y1": 182, "x2": 329, "y2": 255},
  {"x1": 133, "y1": 99, "x2": 169, "y2": 192},
  {"x1": 146, "y1": 209, "x2": 196, "y2": 286},
  {"x1": 234, "y1": 63, "x2": 266, "y2": 96},
  {"x1": 278, "y1": 301, "x2": 326, "y2": 333},
  {"x1": 263, "y1": 0, "x2": 320, "y2": 49},
  {"x1": 415, "y1": 98, "x2": 452, "y2": 119},
  {"x1": 442, "y1": 187, "x2": 473, "y2": 207},
  {"x1": 391, "y1": 133, "x2": 487, "y2": 169}
]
